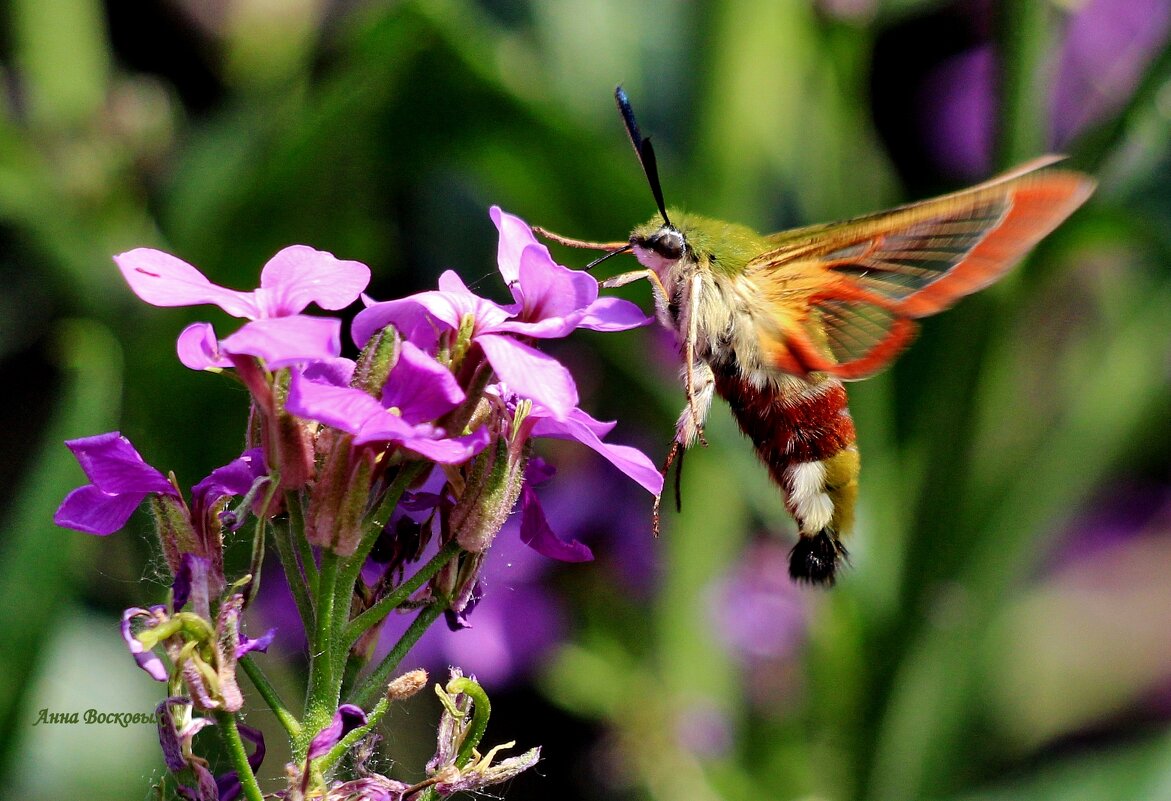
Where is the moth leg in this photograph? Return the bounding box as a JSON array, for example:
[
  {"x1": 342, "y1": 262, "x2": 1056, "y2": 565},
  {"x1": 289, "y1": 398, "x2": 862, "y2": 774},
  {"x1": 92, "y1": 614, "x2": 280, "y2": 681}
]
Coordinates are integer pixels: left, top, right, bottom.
[
  {"x1": 678, "y1": 273, "x2": 709, "y2": 447},
  {"x1": 601, "y1": 269, "x2": 671, "y2": 323},
  {"x1": 675, "y1": 359, "x2": 713, "y2": 449}
]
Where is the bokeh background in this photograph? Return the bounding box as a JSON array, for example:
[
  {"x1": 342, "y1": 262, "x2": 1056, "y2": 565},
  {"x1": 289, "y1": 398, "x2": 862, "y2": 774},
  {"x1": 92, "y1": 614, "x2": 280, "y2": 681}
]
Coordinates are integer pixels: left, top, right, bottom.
[{"x1": 3, "y1": 0, "x2": 1171, "y2": 799}]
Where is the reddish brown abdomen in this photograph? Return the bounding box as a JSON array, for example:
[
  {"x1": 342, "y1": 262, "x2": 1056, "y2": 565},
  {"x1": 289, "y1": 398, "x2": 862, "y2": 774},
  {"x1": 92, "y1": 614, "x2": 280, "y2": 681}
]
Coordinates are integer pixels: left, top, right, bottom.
[{"x1": 712, "y1": 366, "x2": 859, "y2": 585}]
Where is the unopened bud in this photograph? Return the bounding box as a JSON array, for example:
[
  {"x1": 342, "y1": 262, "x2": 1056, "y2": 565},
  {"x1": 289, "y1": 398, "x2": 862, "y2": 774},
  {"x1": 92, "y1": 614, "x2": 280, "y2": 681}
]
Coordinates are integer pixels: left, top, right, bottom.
[
  {"x1": 353, "y1": 326, "x2": 401, "y2": 397},
  {"x1": 387, "y1": 669, "x2": 429, "y2": 701}
]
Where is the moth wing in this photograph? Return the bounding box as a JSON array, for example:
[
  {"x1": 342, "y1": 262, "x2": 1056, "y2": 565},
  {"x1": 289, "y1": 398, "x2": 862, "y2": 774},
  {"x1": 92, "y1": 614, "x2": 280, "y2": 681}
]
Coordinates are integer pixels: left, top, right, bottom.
[{"x1": 748, "y1": 156, "x2": 1095, "y2": 379}]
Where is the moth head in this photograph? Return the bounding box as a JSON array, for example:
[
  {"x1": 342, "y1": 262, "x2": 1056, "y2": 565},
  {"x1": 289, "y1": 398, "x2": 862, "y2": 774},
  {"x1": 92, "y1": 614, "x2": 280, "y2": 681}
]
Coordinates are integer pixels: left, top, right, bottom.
[{"x1": 630, "y1": 220, "x2": 687, "y2": 274}]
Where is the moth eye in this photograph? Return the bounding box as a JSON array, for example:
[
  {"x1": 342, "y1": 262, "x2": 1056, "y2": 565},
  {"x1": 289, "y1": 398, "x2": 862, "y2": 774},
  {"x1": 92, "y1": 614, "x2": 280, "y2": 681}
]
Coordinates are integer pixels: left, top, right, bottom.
[{"x1": 652, "y1": 230, "x2": 685, "y2": 260}]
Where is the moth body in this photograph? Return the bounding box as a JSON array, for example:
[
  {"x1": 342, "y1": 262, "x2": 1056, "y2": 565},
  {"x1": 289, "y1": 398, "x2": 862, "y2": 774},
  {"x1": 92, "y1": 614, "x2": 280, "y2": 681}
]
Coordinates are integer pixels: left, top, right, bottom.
[{"x1": 631, "y1": 213, "x2": 861, "y2": 584}]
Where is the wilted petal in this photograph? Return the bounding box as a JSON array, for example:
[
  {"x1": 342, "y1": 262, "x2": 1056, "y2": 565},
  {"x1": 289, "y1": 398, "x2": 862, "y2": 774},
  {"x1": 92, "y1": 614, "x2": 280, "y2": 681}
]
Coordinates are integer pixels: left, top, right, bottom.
[
  {"x1": 122, "y1": 608, "x2": 168, "y2": 681},
  {"x1": 219, "y1": 316, "x2": 342, "y2": 368},
  {"x1": 532, "y1": 408, "x2": 663, "y2": 495},
  {"x1": 177, "y1": 322, "x2": 231, "y2": 370},
  {"x1": 382, "y1": 341, "x2": 464, "y2": 424},
  {"x1": 256, "y1": 245, "x2": 371, "y2": 316},
  {"x1": 308, "y1": 704, "x2": 368, "y2": 760},
  {"x1": 478, "y1": 334, "x2": 578, "y2": 420},
  {"x1": 237, "y1": 628, "x2": 276, "y2": 658},
  {"x1": 518, "y1": 484, "x2": 593, "y2": 562},
  {"x1": 192, "y1": 448, "x2": 267, "y2": 513},
  {"x1": 216, "y1": 723, "x2": 265, "y2": 801},
  {"x1": 115, "y1": 248, "x2": 259, "y2": 318}
]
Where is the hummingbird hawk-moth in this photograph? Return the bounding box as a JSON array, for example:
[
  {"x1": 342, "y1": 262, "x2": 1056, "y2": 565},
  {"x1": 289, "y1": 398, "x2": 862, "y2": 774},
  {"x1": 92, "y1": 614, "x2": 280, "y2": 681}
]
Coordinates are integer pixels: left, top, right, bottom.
[{"x1": 540, "y1": 87, "x2": 1095, "y2": 586}]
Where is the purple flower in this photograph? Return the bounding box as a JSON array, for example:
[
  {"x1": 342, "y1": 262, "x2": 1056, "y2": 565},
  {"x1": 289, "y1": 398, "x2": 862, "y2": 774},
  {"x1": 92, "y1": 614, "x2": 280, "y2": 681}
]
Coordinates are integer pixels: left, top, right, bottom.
[
  {"x1": 54, "y1": 432, "x2": 178, "y2": 535},
  {"x1": 286, "y1": 342, "x2": 491, "y2": 464},
  {"x1": 115, "y1": 244, "x2": 370, "y2": 370},
  {"x1": 352, "y1": 208, "x2": 649, "y2": 420}
]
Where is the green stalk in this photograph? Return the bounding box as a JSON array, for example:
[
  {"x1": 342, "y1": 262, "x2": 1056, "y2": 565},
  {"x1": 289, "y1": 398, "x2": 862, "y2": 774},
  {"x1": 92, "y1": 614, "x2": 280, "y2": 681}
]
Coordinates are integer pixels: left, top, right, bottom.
[
  {"x1": 300, "y1": 550, "x2": 340, "y2": 757},
  {"x1": 996, "y1": 0, "x2": 1053, "y2": 167},
  {"x1": 344, "y1": 540, "x2": 462, "y2": 648},
  {"x1": 214, "y1": 710, "x2": 264, "y2": 801},
  {"x1": 349, "y1": 603, "x2": 444, "y2": 707},
  {"x1": 239, "y1": 656, "x2": 301, "y2": 741},
  {"x1": 286, "y1": 490, "x2": 319, "y2": 590}
]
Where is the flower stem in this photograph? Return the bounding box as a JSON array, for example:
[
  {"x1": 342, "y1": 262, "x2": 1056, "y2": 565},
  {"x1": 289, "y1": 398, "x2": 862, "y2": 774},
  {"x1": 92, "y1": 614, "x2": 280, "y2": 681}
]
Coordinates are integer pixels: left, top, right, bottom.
[
  {"x1": 239, "y1": 655, "x2": 301, "y2": 741},
  {"x1": 344, "y1": 540, "x2": 462, "y2": 649},
  {"x1": 300, "y1": 550, "x2": 340, "y2": 757},
  {"x1": 349, "y1": 602, "x2": 444, "y2": 707},
  {"x1": 447, "y1": 676, "x2": 491, "y2": 768},
  {"x1": 214, "y1": 710, "x2": 265, "y2": 801},
  {"x1": 316, "y1": 696, "x2": 390, "y2": 775}
]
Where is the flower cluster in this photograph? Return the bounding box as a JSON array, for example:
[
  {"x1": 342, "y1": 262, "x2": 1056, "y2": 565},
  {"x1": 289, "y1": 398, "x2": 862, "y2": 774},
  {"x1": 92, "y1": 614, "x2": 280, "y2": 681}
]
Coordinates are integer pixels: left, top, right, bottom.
[{"x1": 55, "y1": 207, "x2": 663, "y2": 800}]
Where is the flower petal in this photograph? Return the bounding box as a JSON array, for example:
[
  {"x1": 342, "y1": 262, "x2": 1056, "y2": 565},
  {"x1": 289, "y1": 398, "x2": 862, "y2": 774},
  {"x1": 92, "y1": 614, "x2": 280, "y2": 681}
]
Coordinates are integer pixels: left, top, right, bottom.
[
  {"x1": 477, "y1": 334, "x2": 578, "y2": 420},
  {"x1": 177, "y1": 322, "x2": 232, "y2": 370},
  {"x1": 490, "y1": 206, "x2": 551, "y2": 291},
  {"x1": 518, "y1": 484, "x2": 593, "y2": 562},
  {"x1": 387, "y1": 426, "x2": 492, "y2": 464},
  {"x1": 115, "y1": 248, "x2": 259, "y2": 318},
  {"x1": 286, "y1": 370, "x2": 388, "y2": 435},
  {"x1": 65, "y1": 432, "x2": 174, "y2": 494},
  {"x1": 514, "y1": 243, "x2": 598, "y2": 320},
  {"x1": 577, "y1": 296, "x2": 654, "y2": 331},
  {"x1": 219, "y1": 316, "x2": 342, "y2": 368},
  {"x1": 382, "y1": 341, "x2": 465, "y2": 424},
  {"x1": 256, "y1": 245, "x2": 371, "y2": 315},
  {"x1": 54, "y1": 484, "x2": 148, "y2": 535},
  {"x1": 532, "y1": 408, "x2": 663, "y2": 494}
]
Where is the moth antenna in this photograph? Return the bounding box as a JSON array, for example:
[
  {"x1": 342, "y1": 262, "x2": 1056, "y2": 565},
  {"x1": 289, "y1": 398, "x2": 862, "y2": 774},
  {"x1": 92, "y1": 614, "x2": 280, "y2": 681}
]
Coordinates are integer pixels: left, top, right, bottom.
[{"x1": 615, "y1": 85, "x2": 672, "y2": 227}]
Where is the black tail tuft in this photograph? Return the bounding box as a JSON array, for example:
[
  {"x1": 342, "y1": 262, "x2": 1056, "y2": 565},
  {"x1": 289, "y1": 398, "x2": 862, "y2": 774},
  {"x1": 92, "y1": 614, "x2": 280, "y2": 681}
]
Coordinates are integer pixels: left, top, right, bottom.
[{"x1": 789, "y1": 531, "x2": 848, "y2": 587}]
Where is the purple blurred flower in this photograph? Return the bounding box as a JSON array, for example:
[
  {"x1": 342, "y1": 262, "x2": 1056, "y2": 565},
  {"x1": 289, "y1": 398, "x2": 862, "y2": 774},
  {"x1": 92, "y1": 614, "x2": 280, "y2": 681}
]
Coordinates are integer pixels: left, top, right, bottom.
[
  {"x1": 1050, "y1": 0, "x2": 1171, "y2": 147},
  {"x1": 709, "y1": 541, "x2": 808, "y2": 663},
  {"x1": 917, "y1": 0, "x2": 1171, "y2": 178},
  {"x1": 116, "y1": 244, "x2": 370, "y2": 370},
  {"x1": 353, "y1": 207, "x2": 649, "y2": 420},
  {"x1": 286, "y1": 343, "x2": 490, "y2": 464},
  {"x1": 377, "y1": 515, "x2": 566, "y2": 688},
  {"x1": 54, "y1": 432, "x2": 177, "y2": 535}
]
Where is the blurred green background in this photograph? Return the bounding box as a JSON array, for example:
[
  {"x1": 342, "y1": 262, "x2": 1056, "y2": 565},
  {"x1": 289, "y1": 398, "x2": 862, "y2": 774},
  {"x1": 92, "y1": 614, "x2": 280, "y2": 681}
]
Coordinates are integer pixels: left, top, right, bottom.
[{"x1": 3, "y1": 0, "x2": 1171, "y2": 799}]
